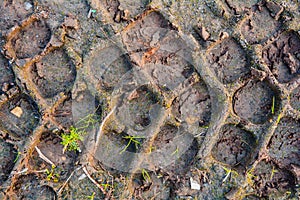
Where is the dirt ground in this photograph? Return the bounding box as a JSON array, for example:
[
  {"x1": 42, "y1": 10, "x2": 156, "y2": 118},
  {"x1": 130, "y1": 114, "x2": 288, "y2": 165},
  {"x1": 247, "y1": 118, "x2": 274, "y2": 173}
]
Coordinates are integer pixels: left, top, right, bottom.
[{"x1": 0, "y1": 0, "x2": 299, "y2": 199}]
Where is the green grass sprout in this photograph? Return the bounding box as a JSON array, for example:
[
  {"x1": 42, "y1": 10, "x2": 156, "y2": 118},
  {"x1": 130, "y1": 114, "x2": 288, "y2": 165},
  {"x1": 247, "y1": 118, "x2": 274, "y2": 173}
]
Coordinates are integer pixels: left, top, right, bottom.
[
  {"x1": 271, "y1": 96, "x2": 275, "y2": 114},
  {"x1": 142, "y1": 168, "x2": 151, "y2": 182},
  {"x1": 120, "y1": 135, "x2": 144, "y2": 154},
  {"x1": 61, "y1": 126, "x2": 84, "y2": 153}
]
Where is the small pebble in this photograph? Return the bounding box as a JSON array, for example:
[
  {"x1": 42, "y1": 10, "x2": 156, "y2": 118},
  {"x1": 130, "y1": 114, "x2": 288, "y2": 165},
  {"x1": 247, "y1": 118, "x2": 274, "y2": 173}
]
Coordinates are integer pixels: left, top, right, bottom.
[
  {"x1": 24, "y1": 2, "x2": 33, "y2": 11},
  {"x1": 11, "y1": 106, "x2": 23, "y2": 118},
  {"x1": 190, "y1": 177, "x2": 200, "y2": 190}
]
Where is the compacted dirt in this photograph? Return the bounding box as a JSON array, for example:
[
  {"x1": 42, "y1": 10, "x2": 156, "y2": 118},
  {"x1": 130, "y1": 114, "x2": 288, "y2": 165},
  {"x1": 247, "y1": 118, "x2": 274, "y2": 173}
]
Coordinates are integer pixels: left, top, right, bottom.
[{"x1": 0, "y1": 0, "x2": 299, "y2": 199}]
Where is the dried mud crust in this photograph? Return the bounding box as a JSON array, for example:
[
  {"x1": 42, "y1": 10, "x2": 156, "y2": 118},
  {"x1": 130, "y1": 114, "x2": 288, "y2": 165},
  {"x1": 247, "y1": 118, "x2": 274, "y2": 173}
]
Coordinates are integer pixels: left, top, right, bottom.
[
  {"x1": 30, "y1": 49, "x2": 76, "y2": 98},
  {"x1": 267, "y1": 117, "x2": 300, "y2": 169},
  {"x1": 0, "y1": 54, "x2": 14, "y2": 85},
  {"x1": 251, "y1": 160, "x2": 297, "y2": 198},
  {"x1": 0, "y1": 0, "x2": 34, "y2": 35},
  {"x1": 151, "y1": 124, "x2": 178, "y2": 151},
  {"x1": 0, "y1": 94, "x2": 40, "y2": 139},
  {"x1": 224, "y1": 0, "x2": 283, "y2": 18},
  {"x1": 233, "y1": 80, "x2": 277, "y2": 124},
  {"x1": 0, "y1": 138, "x2": 17, "y2": 184},
  {"x1": 11, "y1": 174, "x2": 57, "y2": 199},
  {"x1": 211, "y1": 124, "x2": 256, "y2": 167},
  {"x1": 9, "y1": 19, "x2": 51, "y2": 59},
  {"x1": 206, "y1": 37, "x2": 249, "y2": 84},
  {"x1": 262, "y1": 30, "x2": 300, "y2": 83},
  {"x1": 130, "y1": 86, "x2": 159, "y2": 128}
]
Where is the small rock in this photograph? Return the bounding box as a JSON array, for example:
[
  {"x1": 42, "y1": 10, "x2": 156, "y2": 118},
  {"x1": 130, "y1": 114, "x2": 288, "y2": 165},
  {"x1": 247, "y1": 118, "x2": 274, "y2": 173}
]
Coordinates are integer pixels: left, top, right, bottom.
[
  {"x1": 7, "y1": 86, "x2": 19, "y2": 98},
  {"x1": 195, "y1": 25, "x2": 210, "y2": 41},
  {"x1": 78, "y1": 173, "x2": 87, "y2": 181},
  {"x1": 114, "y1": 10, "x2": 122, "y2": 23},
  {"x1": 11, "y1": 106, "x2": 23, "y2": 118},
  {"x1": 113, "y1": 9, "x2": 129, "y2": 22},
  {"x1": 127, "y1": 89, "x2": 139, "y2": 100},
  {"x1": 24, "y1": 2, "x2": 33, "y2": 11},
  {"x1": 219, "y1": 31, "x2": 229, "y2": 40},
  {"x1": 190, "y1": 177, "x2": 200, "y2": 190},
  {"x1": 2, "y1": 82, "x2": 9, "y2": 92},
  {"x1": 0, "y1": 94, "x2": 8, "y2": 103}
]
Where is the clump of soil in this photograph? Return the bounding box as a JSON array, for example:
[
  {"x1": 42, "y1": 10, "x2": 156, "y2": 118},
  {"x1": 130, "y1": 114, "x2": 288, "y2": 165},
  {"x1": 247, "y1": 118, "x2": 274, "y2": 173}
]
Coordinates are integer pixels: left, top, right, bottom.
[
  {"x1": 0, "y1": 0, "x2": 299, "y2": 199},
  {"x1": 240, "y1": 5, "x2": 280, "y2": 44},
  {"x1": 262, "y1": 31, "x2": 300, "y2": 83},
  {"x1": 267, "y1": 117, "x2": 300, "y2": 169},
  {"x1": 94, "y1": 130, "x2": 143, "y2": 173},
  {"x1": 173, "y1": 80, "x2": 211, "y2": 127},
  {"x1": 0, "y1": 94, "x2": 40, "y2": 139},
  {"x1": 225, "y1": 0, "x2": 257, "y2": 14},
  {"x1": 211, "y1": 124, "x2": 256, "y2": 167},
  {"x1": 251, "y1": 160, "x2": 296, "y2": 198},
  {"x1": 10, "y1": 19, "x2": 51, "y2": 59},
  {"x1": 0, "y1": 0, "x2": 34, "y2": 34},
  {"x1": 233, "y1": 80, "x2": 277, "y2": 124},
  {"x1": 31, "y1": 48, "x2": 76, "y2": 98},
  {"x1": 162, "y1": 137, "x2": 198, "y2": 176},
  {"x1": 0, "y1": 53, "x2": 18, "y2": 104},
  {"x1": 131, "y1": 171, "x2": 171, "y2": 200},
  {"x1": 121, "y1": 10, "x2": 195, "y2": 93},
  {"x1": 121, "y1": 11, "x2": 174, "y2": 55},
  {"x1": 60, "y1": 167, "x2": 106, "y2": 200},
  {"x1": 206, "y1": 37, "x2": 249, "y2": 84},
  {"x1": 152, "y1": 124, "x2": 178, "y2": 150}
]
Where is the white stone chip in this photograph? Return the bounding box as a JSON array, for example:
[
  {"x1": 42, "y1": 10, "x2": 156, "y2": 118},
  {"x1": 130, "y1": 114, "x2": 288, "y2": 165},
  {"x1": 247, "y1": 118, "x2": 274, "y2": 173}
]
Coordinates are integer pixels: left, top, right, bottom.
[
  {"x1": 24, "y1": 2, "x2": 33, "y2": 11},
  {"x1": 190, "y1": 177, "x2": 200, "y2": 190},
  {"x1": 78, "y1": 173, "x2": 87, "y2": 181}
]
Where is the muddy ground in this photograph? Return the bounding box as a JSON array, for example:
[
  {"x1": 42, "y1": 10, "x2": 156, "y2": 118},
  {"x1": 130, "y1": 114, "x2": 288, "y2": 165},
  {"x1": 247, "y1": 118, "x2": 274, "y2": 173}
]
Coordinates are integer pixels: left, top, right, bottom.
[{"x1": 0, "y1": 0, "x2": 299, "y2": 199}]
